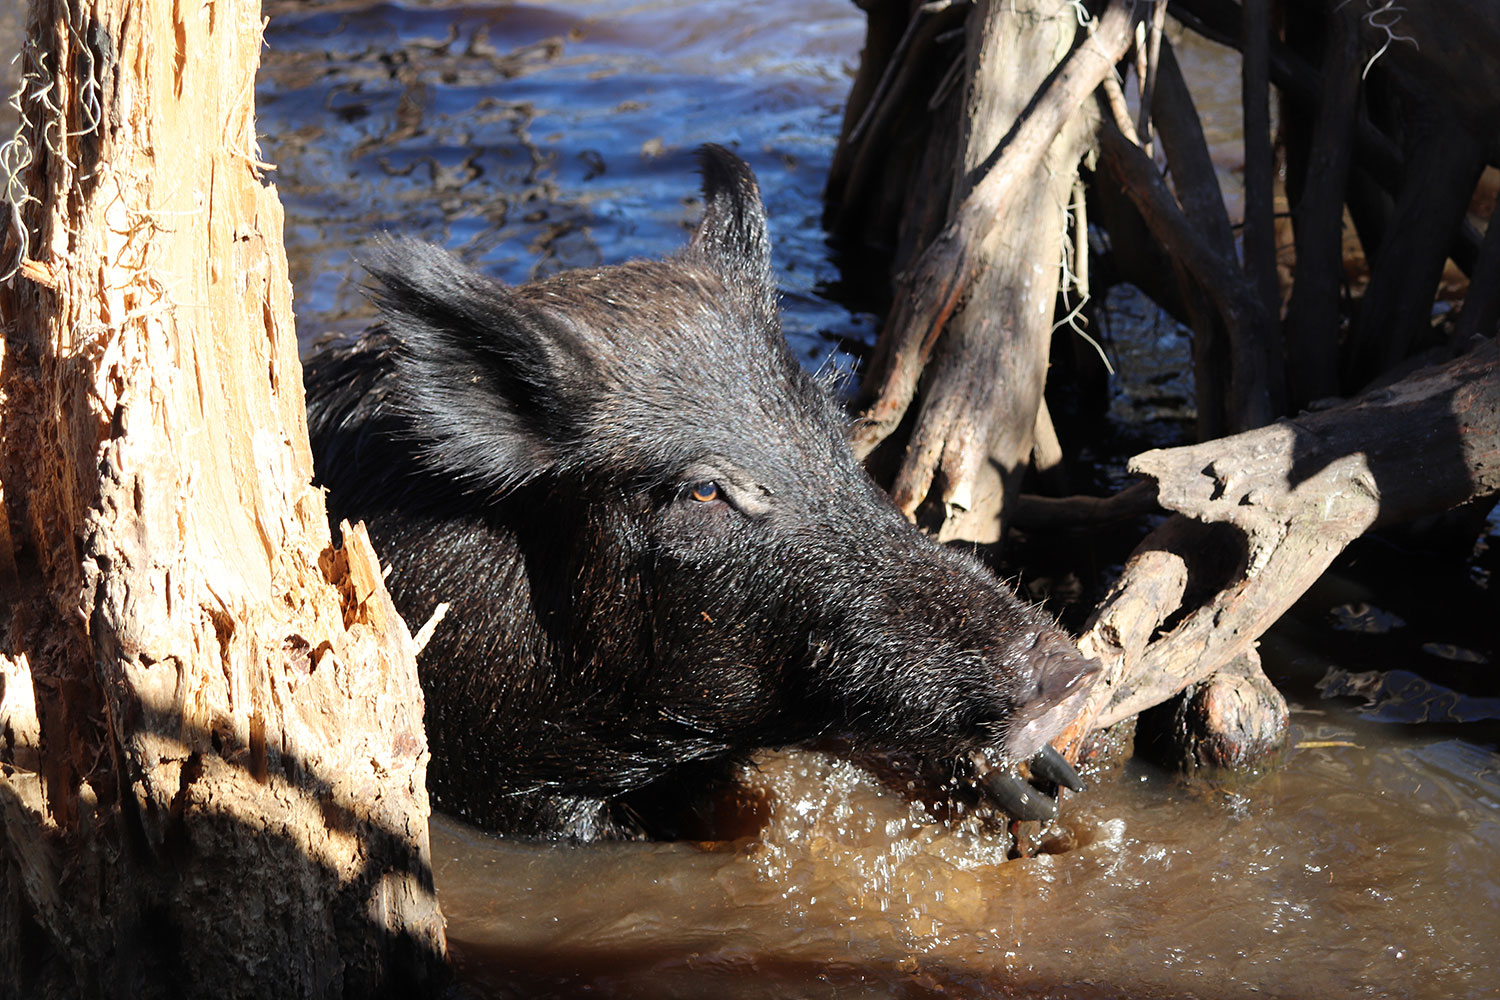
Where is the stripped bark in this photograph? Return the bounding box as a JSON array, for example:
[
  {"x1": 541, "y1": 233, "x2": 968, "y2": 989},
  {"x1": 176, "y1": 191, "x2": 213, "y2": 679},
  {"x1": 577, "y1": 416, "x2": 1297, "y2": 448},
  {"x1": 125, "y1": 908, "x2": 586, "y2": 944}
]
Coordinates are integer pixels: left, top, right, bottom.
[{"x1": 0, "y1": 0, "x2": 444, "y2": 995}]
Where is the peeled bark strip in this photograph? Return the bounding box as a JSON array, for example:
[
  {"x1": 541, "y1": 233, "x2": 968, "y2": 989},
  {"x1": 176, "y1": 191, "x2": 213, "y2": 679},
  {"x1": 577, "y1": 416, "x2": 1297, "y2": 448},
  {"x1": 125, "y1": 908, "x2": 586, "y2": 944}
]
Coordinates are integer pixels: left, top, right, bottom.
[
  {"x1": 0, "y1": 0, "x2": 444, "y2": 996},
  {"x1": 852, "y1": 0, "x2": 1136, "y2": 446},
  {"x1": 1063, "y1": 341, "x2": 1499, "y2": 743}
]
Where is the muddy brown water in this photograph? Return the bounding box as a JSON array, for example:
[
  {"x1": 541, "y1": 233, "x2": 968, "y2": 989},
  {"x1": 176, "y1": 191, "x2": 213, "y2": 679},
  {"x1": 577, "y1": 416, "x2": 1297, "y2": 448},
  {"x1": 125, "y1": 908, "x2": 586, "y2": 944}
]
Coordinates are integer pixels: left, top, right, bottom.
[{"x1": 3, "y1": 2, "x2": 1498, "y2": 997}]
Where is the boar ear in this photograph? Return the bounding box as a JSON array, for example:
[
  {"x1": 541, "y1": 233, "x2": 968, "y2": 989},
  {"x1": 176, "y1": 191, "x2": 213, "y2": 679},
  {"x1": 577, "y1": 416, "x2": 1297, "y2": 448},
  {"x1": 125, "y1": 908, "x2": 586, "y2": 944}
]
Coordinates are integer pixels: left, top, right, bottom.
[
  {"x1": 690, "y1": 144, "x2": 776, "y2": 310},
  {"x1": 363, "y1": 237, "x2": 591, "y2": 491}
]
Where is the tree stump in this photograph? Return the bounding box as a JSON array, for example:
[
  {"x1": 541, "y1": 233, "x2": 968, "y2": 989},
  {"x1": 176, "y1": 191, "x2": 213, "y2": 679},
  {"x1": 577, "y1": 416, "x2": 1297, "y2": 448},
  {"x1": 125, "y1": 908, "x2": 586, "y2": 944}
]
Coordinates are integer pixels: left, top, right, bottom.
[
  {"x1": 832, "y1": 0, "x2": 1140, "y2": 543},
  {"x1": 0, "y1": 1, "x2": 445, "y2": 995}
]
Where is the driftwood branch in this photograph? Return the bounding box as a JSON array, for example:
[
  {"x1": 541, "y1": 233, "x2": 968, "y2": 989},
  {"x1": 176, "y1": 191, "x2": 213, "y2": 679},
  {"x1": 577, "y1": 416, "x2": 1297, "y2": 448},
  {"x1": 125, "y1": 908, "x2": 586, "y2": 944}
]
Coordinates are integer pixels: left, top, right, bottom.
[
  {"x1": 1060, "y1": 341, "x2": 1499, "y2": 746},
  {"x1": 1139, "y1": 649, "x2": 1290, "y2": 773},
  {"x1": 1151, "y1": 39, "x2": 1235, "y2": 260},
  {"x1": 1133, "y1": 0, "x2": 1166, "y2": 153},
  {"x1": 1172, "y1": 0, "x2": 1491, "y2": 273},
  {"x1": 827, "y1": 0, "x2": 972, "y2": 238}
]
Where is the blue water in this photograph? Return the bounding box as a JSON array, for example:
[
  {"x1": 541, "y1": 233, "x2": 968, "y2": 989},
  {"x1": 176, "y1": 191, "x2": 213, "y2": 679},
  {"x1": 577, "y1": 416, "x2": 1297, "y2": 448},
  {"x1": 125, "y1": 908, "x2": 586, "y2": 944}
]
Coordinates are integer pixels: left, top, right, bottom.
[
  {"x1": 256, "y1": 5, "x2": 1498, "y2": 997},
  {"x1": 258, "y1": 0, "x2": 873, "y2": 380}
]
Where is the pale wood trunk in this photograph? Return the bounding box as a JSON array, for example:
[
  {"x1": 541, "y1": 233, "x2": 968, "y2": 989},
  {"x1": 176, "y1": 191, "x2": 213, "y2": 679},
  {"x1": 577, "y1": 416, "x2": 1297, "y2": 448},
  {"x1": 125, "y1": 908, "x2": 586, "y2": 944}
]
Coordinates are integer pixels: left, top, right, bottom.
[
  {"x1": 842, "y1": 0, "x2": 1138, "y2": 543},
  {"x1": 0, "y1": 0, "x2": 445, "y2": 996},
  {"x1": 895, "y1": 0, "x2": 1101, "y2": 542}
]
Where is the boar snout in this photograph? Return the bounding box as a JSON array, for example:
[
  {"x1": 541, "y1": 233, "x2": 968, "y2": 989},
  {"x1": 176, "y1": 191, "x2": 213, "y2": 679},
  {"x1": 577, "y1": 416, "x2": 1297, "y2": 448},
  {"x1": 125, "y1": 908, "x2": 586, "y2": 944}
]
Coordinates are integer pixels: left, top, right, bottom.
[{"x1": 1001, "y1": 631, "x2": 1099, "y2": 763}]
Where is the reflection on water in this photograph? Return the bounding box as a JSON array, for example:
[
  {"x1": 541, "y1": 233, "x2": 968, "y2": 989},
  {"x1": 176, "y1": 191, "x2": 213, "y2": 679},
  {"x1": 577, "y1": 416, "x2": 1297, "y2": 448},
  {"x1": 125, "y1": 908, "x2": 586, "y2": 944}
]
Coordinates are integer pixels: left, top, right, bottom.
[{"x1": 259, "y1": 0, "x2": 873, "y2": 379}]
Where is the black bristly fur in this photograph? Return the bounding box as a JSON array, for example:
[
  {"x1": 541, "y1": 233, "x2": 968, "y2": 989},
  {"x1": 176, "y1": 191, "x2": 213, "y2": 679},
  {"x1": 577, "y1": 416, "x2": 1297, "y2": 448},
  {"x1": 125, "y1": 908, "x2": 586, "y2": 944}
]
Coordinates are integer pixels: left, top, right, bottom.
[{"x1": 304, "y1": 144, "x2": 1097, "y2": 841}]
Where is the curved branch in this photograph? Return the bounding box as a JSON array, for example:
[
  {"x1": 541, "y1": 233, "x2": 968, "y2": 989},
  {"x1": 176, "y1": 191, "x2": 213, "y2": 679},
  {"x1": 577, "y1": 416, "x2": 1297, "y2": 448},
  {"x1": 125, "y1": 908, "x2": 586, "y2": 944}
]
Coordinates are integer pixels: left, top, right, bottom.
[{"x1": 1059, "y1": 341, "x2": 1499, "y2": 746}]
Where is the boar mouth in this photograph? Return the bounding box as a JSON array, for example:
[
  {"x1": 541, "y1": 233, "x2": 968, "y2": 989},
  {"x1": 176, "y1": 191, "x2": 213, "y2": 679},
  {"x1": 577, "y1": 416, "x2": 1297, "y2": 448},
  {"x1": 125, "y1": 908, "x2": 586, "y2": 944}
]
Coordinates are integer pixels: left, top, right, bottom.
[{"x1": 996, "y1": 631, "x2": 1100, "y2": 763}]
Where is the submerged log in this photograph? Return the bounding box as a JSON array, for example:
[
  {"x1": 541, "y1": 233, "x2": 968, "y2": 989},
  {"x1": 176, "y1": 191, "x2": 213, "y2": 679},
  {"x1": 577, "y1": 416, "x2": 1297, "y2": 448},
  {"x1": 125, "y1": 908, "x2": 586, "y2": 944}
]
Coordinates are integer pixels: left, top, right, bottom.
[{"x1": 0, "y1": 0, "x2": 444, "y2": 995}]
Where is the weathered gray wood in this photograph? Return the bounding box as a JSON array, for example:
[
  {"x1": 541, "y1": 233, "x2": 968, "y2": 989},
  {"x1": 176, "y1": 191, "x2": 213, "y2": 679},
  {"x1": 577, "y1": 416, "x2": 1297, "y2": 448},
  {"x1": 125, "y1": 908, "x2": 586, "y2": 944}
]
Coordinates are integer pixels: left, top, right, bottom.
[
  {"x1": 1057, "y1": 341, "x2": 1499, "y2": 749},
  {"x1": 827, "y1": 0, "x2": 970, "y2": 247},
  {"x1": 848, "y1": 0, "x2": 1140, "y2": 542}
]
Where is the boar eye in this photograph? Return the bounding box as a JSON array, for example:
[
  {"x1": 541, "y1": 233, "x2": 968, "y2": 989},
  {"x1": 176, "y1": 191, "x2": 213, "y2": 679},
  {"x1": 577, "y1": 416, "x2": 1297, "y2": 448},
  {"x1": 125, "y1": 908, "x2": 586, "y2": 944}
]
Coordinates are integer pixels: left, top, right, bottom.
[{"x1": 689, "y1": 481, "x2": 721, "y2": 503}]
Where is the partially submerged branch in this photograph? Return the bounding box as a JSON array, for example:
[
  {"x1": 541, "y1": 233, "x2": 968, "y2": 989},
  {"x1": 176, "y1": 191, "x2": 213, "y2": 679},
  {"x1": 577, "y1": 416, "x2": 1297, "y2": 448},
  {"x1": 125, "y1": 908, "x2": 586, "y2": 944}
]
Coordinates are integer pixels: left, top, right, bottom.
[{"x1": 1063, "y1": 341, "x2": 1499, "y2": 745}]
